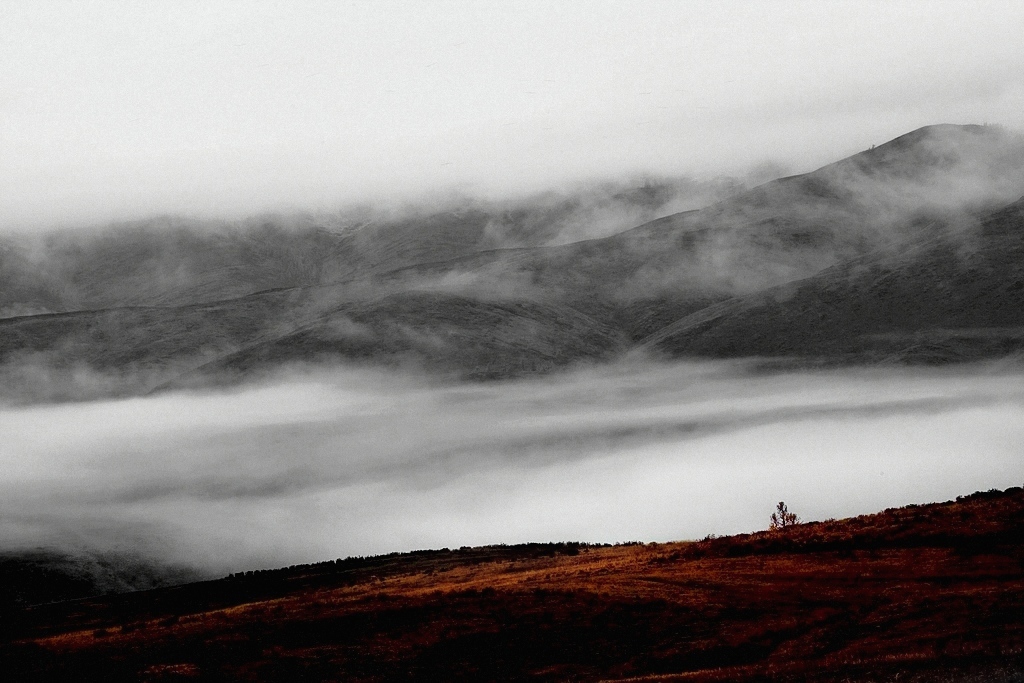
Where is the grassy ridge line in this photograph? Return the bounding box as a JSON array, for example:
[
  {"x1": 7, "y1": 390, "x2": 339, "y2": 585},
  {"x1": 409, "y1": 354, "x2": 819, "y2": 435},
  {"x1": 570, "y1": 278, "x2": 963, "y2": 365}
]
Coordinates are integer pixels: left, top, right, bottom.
[
  {"x1": 5, "y1": 487, "x2": 1022, "y2": 640},
  {"x1": 2, "y1": 487, "x2": 1023, "y2": 681},
  {"x1": 673, "y1": 487, "x2": 1024, "y2": 559}
]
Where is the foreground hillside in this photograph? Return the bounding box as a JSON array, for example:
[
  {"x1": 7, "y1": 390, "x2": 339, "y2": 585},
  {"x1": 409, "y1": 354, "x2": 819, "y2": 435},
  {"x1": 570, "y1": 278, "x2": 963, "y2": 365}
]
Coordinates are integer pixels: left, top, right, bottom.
[{"x1": 4, "y1": 487, "x2": 1023, "y2": 681}]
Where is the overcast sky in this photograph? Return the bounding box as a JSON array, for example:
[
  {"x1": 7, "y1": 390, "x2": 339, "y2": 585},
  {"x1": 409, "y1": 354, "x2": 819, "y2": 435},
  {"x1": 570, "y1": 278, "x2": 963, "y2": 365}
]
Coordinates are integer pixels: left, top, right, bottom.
[{"x1": 3, "y1": 1, "x2": 1024, "y2": 229}]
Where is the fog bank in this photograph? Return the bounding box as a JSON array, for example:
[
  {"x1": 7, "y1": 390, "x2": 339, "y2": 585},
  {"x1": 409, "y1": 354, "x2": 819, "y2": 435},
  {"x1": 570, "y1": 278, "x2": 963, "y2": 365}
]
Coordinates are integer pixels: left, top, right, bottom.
[{"x1": 1, "y1": 362, "x2": 1022, "y2": 573}]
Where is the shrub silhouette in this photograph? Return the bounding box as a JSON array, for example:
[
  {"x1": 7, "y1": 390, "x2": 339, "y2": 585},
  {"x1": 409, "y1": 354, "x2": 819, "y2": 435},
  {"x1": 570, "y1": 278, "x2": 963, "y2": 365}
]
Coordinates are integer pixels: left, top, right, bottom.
[{"x1": 770, "y1": 501, "x2": 800, "y2": 531}]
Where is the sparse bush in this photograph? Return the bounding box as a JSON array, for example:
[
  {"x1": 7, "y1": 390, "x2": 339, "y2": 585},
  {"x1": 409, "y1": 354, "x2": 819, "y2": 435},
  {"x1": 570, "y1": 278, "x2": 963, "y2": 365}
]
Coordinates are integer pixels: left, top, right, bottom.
[{"x1": 770, "y1": 501, "x2": 800, "y2": 531}]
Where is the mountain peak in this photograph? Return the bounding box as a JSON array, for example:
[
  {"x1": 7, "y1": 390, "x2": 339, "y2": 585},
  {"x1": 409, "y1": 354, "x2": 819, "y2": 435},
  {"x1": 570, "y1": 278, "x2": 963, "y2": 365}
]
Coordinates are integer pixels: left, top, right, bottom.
[{"x1": 840, "y1": 123, "x2": 1021, "y2": 179}]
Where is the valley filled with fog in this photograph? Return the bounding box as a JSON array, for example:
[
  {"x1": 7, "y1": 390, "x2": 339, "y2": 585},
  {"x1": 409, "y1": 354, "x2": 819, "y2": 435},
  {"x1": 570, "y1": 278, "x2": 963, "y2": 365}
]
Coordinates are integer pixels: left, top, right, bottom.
[
  {"x1": 6, "y1": 7, "x2": 1024, "y2": 681},
  {"x1": 4, "y1": 4, "x2": 1024, "y2": 585},
  {"x1": 2, "y1": 124, "x2": 1024, "y2": 580},
  {"x1": 2, "y1": 361, "x2": 1021, "y2": 574}
]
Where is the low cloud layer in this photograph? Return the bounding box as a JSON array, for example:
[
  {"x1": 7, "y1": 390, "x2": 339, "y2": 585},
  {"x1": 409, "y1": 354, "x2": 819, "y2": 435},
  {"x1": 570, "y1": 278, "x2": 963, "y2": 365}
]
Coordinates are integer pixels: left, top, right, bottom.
[
  {"x1": 0, "y1": 174, "x2": 742, "y2": 323},
  {"x1": 1, "y1": 361, "x2": 1022, "y2": 573}
]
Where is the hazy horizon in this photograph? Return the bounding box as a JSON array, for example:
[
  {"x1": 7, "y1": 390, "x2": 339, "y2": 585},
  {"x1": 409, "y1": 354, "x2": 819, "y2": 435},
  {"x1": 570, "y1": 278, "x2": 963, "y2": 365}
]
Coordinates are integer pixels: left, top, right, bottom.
[{"x1": 4, "y1": 1, "x2": 1024, "y2": 230}]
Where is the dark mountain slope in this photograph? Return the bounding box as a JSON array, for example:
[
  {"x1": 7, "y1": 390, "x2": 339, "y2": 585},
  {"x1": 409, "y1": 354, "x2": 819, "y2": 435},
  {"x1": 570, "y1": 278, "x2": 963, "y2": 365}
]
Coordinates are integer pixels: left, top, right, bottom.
[
  {"x1": 643, "y1": 196, "x2": 1024, "y2": 364},
  {"x1": 0, "y1": 549, "x2": 202, "y2": 610},
  {"x1": 379, "y1": 125, "x2": 1024, "y2": 311},
  {"x1": 176, "y1": 291, "x2": 630, "y2": 383},
  {"x1": 7, "y1": 125, "x2": 1016, "y2": 320},
  {"x1": 0, "y1": 284, "x2": 630, "y2": 401},
  {"x1": 1, "y1": 125, "x2": 1023, "y2": 396},
  {"x1": 0, "y1": 178, "x2": 724, "y2": 316},
  {"x1": 0, "y1": 288, "x2": 318, "y2": 400}
]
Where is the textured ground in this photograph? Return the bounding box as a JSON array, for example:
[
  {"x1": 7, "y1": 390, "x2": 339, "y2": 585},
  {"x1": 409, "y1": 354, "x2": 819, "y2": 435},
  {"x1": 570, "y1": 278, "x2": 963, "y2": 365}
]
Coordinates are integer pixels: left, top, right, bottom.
[{"x1": 2, "y1": 488, "x2": 1022, "y2": 682}]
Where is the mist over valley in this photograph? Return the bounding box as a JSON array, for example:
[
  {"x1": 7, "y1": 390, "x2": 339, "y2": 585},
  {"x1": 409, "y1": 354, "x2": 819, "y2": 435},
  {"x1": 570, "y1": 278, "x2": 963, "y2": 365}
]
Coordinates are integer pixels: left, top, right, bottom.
[
  {"x1": 2, "y1": 124, "x2": 1024, "y2": 576},
  {"x1": 5, "y1": 4, "x2": 1024, "y2": 677},
  {"x1": 2, "y1": 361, "x2": 1023, "y2": 575}
]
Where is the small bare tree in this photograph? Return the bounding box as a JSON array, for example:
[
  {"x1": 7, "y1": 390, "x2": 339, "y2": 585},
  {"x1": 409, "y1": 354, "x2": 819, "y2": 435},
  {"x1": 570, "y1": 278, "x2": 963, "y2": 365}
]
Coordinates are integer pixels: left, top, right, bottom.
[{"x1": 770, "y1": 501, "x2": 800, "y2": 531}]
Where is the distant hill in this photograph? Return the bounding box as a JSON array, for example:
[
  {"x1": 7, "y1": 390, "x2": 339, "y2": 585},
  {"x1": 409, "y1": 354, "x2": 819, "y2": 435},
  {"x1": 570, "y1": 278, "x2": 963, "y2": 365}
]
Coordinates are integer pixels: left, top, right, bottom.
[
  {"x1": 641, "y1": 195, "x2": 1024, "y2": 364},
  {"x1": 0, "y1": 177, "x2": 734, "y2": 314},
  {"x1": 2, "y1": 124, "x2": 1024, "y2": 400},
  {"x1": 0, "y1": 548, "x2": 202, "y2": 610},
  {"x1": 3, "y1": 487, "x2": 1022, "y2": 681}
]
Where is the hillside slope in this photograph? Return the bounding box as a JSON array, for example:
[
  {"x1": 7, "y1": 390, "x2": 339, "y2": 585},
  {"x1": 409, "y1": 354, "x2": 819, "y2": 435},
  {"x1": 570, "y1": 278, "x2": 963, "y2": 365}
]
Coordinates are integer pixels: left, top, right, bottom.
[
  {"x1": 643, "y1": 195, "x2": 1024, "y2": 364},
  {"x1": 2, "y1": 125, "x2": 1023, "y2": 397},
  {"x1": 0, "y1": 550, "x2": 202, "y2": 611},
  {"x1": 3, "y1": 487, "x2": 1023, "y2": 681},
  {"x1": 0, "y1": 178, "x2": 726, "y2": 315},
  {"x1": 383, "y1": 124, "x2": 1024, "y2": 302}
]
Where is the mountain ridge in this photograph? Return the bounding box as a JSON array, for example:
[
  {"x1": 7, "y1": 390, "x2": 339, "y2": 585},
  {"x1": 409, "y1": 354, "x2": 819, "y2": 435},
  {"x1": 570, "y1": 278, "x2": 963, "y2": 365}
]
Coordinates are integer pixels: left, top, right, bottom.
[{"x1": 2, "y1": 124, "x2": 1024, "y2": 400}]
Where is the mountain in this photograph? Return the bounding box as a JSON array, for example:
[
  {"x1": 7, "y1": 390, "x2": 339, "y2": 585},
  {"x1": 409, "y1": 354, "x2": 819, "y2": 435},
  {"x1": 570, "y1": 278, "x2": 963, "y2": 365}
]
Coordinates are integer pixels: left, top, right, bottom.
[
  {"x1": 641, "y1": 195, "x2": 1024, "y2": 364},
  {"x1": 386, "y1": 124, "x2": 1024, "y2": 301},
  {"x1": 1, "y1": 124, "x2": 1023, "y2": 400},
  {"x1": 0, "y1": 177, "x2": 733, "y2": 314},
  {"x1": 3, "y1": 487, "x2": 1022, "y2": 681}
]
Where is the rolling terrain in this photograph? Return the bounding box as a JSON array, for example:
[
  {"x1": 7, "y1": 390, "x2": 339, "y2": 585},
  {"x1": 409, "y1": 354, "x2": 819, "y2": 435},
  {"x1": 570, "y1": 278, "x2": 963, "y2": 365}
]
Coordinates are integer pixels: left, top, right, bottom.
[
  {"x1": 3, "y1": 124, "x2": 1024, "y2": 679},
  {"x1": 2, "y1": 124, "x2": 1024, "y2": 400},
  {"x1": 3, "y1": 487, "x2": 1022, "y2": 681},
  {"x1": 640, "y1": 195, "x2": 1024, "y2": 364}
]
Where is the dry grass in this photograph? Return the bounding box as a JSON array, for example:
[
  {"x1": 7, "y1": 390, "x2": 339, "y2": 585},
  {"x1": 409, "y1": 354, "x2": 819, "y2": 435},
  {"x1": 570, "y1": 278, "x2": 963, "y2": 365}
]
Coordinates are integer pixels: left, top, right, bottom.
[{"x1": 2, "y1": 489, "x2": 1023, "y2": 681}]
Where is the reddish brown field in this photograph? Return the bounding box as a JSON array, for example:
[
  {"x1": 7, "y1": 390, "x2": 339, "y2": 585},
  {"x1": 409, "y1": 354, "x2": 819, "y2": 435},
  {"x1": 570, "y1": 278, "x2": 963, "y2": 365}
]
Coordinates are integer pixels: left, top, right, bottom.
[{"x1": 3, "y1": 488, "x2": 1023, "y2": 682}]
